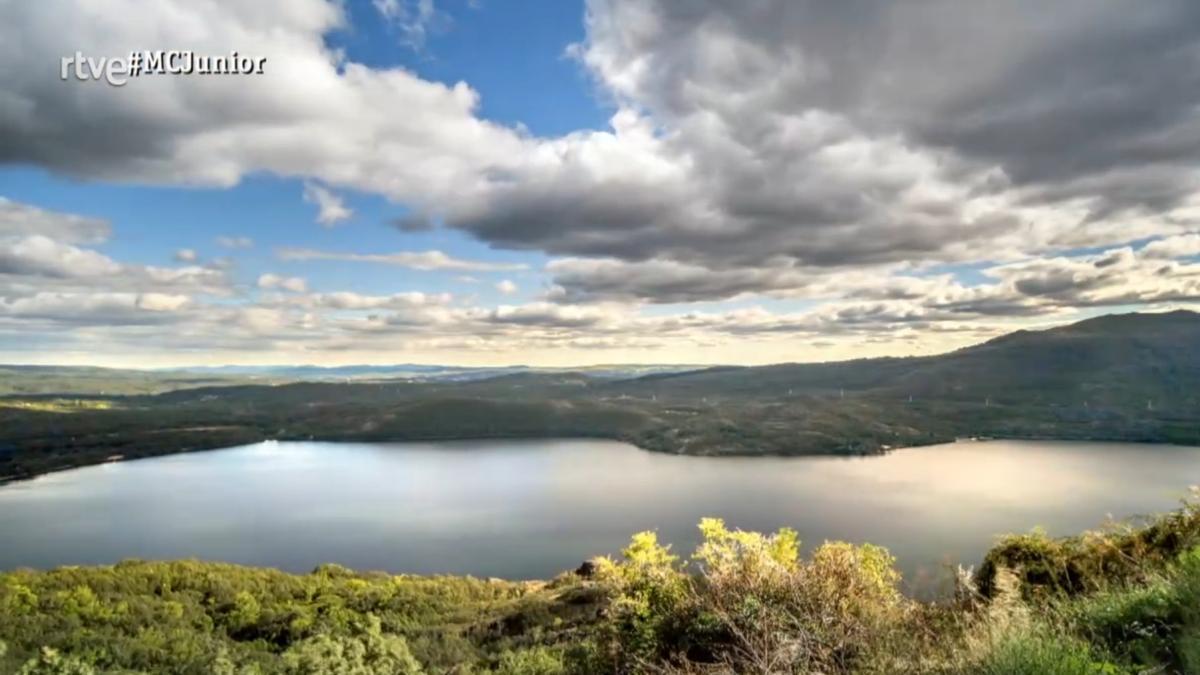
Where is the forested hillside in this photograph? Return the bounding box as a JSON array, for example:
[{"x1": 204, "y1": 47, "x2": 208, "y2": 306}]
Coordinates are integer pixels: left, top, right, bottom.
[{"x1": 3, "y1": 311, "x2": 1199, "y2": 483}]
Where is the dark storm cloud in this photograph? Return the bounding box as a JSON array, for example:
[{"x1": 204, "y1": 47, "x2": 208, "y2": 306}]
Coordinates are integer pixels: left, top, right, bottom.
[
  {"x1": 3, "y1": 0, "x2": 1198, "y2": 310},
  {"x1": 416, "y1": 0, "x2": 1200, "y2": 301},
  {"x1": 600, "y1": 13, "x2": 1183, "y2": 203},
  {"x1": 605, "y1": 0, "x2": 1200, "y2": 207},
  {"x1": 916, "y1": 2, "x2": 1200, "y2": 187},
  {"x1": 546, "y1": 258, "x2": 816, "y2": 304}
]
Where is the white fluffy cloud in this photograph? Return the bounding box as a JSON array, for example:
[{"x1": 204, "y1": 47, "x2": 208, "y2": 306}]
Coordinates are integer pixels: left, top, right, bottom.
[
  {"x1": 257, "y1": 273, "x2": 308, "y2": 293},
  {"x1": 276, "y1": 247, "x2": 526, "y2": 272},
  {"x1": 0, "y1": 197, "x2": 110, "y2": 244},
  {"x1": 0, "y1": 199, "x2": 234, "y2": 341},
  {"x1": 1142, "y1": 234, "x2": 1200, "y2": 260},
  {"x1": 0, "y1": 0, "x2": 529, "y2": 213},
  {"x1": 302, "y1": 182, "x2": 353, "y2": 227},
  {"x1": 0, "y1": 235, "x2": 123, "y2": 278},
  {"x1": 373, "y1": 0, "x2": 442, "y2": 49},
  {"x1": 0, "y1": 292, "x2": 191, "y2": 325},
  {"x1": 298, "y1": 291, "x2": 452, "y2": 311}
]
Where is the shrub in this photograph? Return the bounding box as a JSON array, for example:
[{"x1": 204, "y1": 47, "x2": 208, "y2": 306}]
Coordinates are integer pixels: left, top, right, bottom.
[
  {"x1": 15, "y1": 647, "x2": 97, "y2": 675},
  {"x1": 281, "y1": 615, "x2": 423, "y2": 674},
  {"x1": 972, "y1": 630, "x2": 1122, "y2": 675},
  {"x1": 976, "y1": 492, "x2": 1200, "y2": 600},
  {"x1": 493, "y1": 647, "x2": 566, "y2": 675},
  {"x1": 593, "y1": 519, "x2": 909, "y2": 674},
  {"x1": 1068, "y1": 545, "x2": 1200, "y2": 671},
  {"x1": 591, "y1": 531, "x2": 692, "y2": 669},
  {"x1": 1071, "y1": 579, "x2": 1181, "y2": 666}
]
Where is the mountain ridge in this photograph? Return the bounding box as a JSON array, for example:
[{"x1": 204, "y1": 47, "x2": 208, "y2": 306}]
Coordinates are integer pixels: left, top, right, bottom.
[{"x1": 2, "y1": 310, "x2": 1198, "y2": 482}]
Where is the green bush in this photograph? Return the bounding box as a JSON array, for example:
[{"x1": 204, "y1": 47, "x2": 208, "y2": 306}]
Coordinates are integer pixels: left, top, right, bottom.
[
  {"x1": 280, "y1": 617, "x2": 423, "y2": 675},
  {"x1": 15, "y1": 647, "x2": 97, "y2": 675},
  {"x1": 591, "y1": 519, "x2": 909, "y2": 673},
  {"x1": 590, "y1": 531, "x2": 693, "y2": 669},
  {"x1": 973, "y1": 630, "x2": 1122, "y2": 675},
  {"x1": 977, "y1": 496, "x2": 1200, "y2": 600},
  {"x1": 1067, "y1": 545, "x2": 1200, "y2": 672},
  {"x1": 493, "y1": 647, "x2": 565, "y2": 675},
  {"x1": 1071, "y1": 580, "x2": 1180, "y2": 666}
]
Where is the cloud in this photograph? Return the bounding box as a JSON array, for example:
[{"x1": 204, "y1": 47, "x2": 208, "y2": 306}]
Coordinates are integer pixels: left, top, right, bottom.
[
  {"x1": 834, "y1": 243, "x2": 1200, "y2": 319},
  {"x1": 0, "y1": 235, "x2": 123, "y2": 278},
  {"x1": 299, "y1": 290, "x2": 452, "y2": 310},
  {"x1": 0, "y1": 0, "x2": 528, "y2": 205},
  {"x1": 576, "y1": 0, "x2": 1200, "y2": 220},
  {"x1": 356, "y1": 0, "x2": 1198, "y2": 287},
  {"x1": 495, "y1": 279, "x2": 517, "y2": 295},
  {"x1": 277, "y1": 247, "x2": 527, "y2": 271},
  {"x1": 6, "y1": 0, "x2": 1196, "y2": 287},
  {"x1": 1, "y1": 2, "x2": 1199, "y2": 364},
  {"x1": 0, "y1": 197, "x2": 111, "y2": 245},
  {"x1": 0, "y1": 292, "x2": 191, "y2": 326},
  {"x1": 0, "y1": 199, "x2": 234, "y2": 319},
  {"x1": 302, "y1": 182, "x2": 353, "y2": 227},
  {"x1": 986, "y1": 247, "x2": 1200, "y2": 309},
  {"x1": 1142, "y1": 233, "x2": 1200, "y2": 260},
  {"x1": 373, "y1": 0, "x2": 443, "y2": 49},
  {"x1": 216, "y1": 236, "x2": 254, "y2": 249},
  {"x1": 174, "y1": 248, "x2": 198, "y2": 263},
  {"x1": 2, "y1": 206, "x2": 1193, "y2": 364},
  {"x1": 546, "y1": 257, "x2": 819, "y2": 304},
  {"x1": 483, "y1": 303, "x2": 609, "y2": 329},
  {"x1": 257, "y1": 273, "x2": 308, "y2": 293}
]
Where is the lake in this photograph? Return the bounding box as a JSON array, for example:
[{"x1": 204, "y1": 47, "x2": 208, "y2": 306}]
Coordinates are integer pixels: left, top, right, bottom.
[{"x1": 1, "y1": 439, "x2": 1198, "y2": 595}]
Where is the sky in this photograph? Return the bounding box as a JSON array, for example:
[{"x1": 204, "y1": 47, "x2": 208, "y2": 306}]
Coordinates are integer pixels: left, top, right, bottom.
[{"x1": 0, "y1": 0, "x2": 1198, "y2": 368}]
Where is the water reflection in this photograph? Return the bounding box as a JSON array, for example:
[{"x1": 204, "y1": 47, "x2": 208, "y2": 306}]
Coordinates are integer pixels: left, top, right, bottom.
[{"x1": 1, "y1": 439, "x2": 1197, "y2": 596}]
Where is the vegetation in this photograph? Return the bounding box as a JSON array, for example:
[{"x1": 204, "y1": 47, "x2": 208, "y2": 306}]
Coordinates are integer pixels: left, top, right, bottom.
[
  {"x1": 0, "y1": 366, "x2": 274, "y2": 397},
  {"x1": 3, "y1": 311, "x2": 1199, "y2": 484},
  {"x1": 2, "y1": 496, "x2": 1200, "y2": 674},
  {"x1": 0, "y1": 560, "x2": 596, "y2": 674},
  {"x1": 0, "y1": 400, "x2": 117, "y2": 414}
]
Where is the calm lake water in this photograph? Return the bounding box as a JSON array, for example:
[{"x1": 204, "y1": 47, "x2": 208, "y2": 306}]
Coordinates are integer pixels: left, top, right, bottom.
[{"x1": 2, "y1": 439, "x2": 1198, "y2": 594}]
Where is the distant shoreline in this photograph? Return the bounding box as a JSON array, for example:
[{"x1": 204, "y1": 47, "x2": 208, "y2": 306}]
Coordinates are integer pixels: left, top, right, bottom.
[{"x1": 6, "y1": 431, "x2": 1199, "y2": 488}]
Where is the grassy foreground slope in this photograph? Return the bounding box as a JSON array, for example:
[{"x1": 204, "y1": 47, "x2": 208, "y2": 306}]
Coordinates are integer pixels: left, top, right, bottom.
[{"x1": 2, "y1": 498, "x2": 1200, "y2": 674}]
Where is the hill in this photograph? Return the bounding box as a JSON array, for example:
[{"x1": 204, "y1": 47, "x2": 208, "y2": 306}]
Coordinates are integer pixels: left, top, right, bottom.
[
  {"x1": 2, "y1": 310, "x2": 1198, "y2": 482},
  {"x1": 607, "y1": 310, "x2": 1200, "y2": 407}
]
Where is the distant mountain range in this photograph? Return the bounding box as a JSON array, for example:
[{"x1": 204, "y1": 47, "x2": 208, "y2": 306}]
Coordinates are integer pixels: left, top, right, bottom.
[
  {"x1": 0, "y1": 363, "x2": 705, "y2": 396},
  {"x1": 3, "y1": 310, "x2": 1198, "y2": 482},
  {"x1": 160, "y1": 363, "x2": 706, "y2": 383}
]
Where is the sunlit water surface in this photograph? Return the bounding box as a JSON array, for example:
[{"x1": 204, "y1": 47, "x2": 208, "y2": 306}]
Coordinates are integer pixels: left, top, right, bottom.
[{"x1": 2, "y1": 439, "x2": 1198, "y2": 595}]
